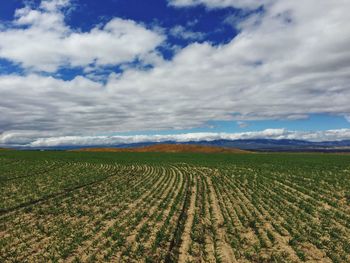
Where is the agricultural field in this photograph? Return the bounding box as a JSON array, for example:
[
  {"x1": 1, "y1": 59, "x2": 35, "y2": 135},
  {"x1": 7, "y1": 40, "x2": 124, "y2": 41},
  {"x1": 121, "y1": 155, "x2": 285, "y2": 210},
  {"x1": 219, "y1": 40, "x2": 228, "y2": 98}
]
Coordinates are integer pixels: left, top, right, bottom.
[{"x1": 1, "y1": 151, "x2": 350, "y2": 262}]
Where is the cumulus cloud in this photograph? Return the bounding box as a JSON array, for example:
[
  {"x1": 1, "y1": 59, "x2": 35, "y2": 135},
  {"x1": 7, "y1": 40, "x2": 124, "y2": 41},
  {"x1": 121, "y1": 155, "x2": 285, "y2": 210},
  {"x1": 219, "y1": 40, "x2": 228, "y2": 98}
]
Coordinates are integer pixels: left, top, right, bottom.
[
  {"x1": 2, "y1": 129, "x2": 350, "y2": 148},
  {"x1": 105, "y1": 0, "x2": 350, "y2": 124},
  {"x1": 0, "y1": 0, "x2": 164, "y2": 72},
  {"x1": 40, "y1": 0, "x2": 71, "y2": 12},
  {"x1": 0, "y1": 0, "x2": 350, "y2": 143}
]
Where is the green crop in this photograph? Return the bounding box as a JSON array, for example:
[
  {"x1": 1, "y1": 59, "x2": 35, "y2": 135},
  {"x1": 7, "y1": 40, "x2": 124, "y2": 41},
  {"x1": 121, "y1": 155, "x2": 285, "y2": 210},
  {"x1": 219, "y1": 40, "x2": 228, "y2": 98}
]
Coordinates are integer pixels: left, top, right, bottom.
[{"x1": 1, "y1": 150, "x2": 350, "y2": 262}]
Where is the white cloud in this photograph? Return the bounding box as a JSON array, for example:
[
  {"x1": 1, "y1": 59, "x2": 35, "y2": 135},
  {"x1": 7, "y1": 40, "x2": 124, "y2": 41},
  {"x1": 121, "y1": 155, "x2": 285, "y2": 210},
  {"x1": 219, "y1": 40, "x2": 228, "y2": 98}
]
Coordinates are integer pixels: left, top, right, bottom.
[
  {"x1": 40, "y1": 0, "x2": 71, "y2": 12},
  {"x1": 105, "y1": 0, "x2": 350, "y2": 124},
  {"x1": 169, "y1": 25, "x2": 206, "y2": 40},
  {"x1": 0, "y1": 0, "x2": 350, "y2": 142},
  {"x1": 2, "y1": 128, "x2": 350, "y2": 148},
  {"x1": 168, "y1": 0, "x2": 270, "y2": 9},
  {"x1": 0, "y1": 0, "x2": 164, "y2": 72}
]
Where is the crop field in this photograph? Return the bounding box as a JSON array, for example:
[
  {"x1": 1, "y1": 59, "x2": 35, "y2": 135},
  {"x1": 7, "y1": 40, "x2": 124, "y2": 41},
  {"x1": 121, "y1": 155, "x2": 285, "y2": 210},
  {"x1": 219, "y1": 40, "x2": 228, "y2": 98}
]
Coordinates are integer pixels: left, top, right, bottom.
[{"x1": 1, "y1": 151, "x2": 350, "y2": 262}]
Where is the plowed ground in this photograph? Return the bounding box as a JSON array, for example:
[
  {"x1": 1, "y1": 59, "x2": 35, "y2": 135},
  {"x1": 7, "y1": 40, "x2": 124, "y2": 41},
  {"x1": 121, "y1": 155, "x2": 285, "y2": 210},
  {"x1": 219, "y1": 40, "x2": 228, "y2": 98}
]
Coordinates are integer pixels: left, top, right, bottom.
[{"x1": 1, "y1": 152, "x2": 350, "y2": 262}]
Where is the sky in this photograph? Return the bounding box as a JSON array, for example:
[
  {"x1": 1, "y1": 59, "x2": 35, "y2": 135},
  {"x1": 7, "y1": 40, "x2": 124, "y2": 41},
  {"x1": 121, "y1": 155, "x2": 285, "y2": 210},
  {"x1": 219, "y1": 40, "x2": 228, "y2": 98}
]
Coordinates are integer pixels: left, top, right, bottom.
[{"x1": 0, "y1": 0, "x2": 350, "y2": 147}]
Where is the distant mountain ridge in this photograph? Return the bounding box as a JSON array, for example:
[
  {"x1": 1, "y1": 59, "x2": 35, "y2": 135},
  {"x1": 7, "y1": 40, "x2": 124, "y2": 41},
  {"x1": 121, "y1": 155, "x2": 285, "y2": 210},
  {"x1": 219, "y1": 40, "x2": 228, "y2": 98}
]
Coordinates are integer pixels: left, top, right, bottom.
[
  {"x1": 85, "y1": 139, "x2": 350, "y2": 152},
  {"x1": 188, "y1": 139, "x2": 350, "y2": 152},
  {"x1": 12, "y1": 139, "x2": 350, "y2": 152}
]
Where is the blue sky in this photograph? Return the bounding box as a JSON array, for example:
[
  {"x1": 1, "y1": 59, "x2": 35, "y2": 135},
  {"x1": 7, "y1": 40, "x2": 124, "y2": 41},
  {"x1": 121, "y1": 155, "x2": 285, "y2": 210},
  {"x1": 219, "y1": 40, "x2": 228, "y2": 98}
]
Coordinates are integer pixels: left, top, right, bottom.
[
  {"x1": 0, "y1": 0, "x2": 241, "y2": 75},
  {"x1": 114, "y1": 114, "x2": 350, "y2": 136},
  {"x1": 0, "y1": 0, "x2": 350, "y2": 147}
]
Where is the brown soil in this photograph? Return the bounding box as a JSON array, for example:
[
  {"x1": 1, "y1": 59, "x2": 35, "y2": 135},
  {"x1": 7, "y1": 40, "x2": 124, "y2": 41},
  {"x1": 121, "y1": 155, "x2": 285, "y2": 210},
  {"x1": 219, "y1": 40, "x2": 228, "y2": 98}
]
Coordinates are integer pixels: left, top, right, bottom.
[
  {"x1": 178, "y1": 174, "x2": 197, "y2": 263},
  {"x1": 70, "y1": 144, "x2": 249, "y2": 153},
  {"x1": 206, "y1": 175, "x2": 237, "y2": 263},
  {"x1": 300, "y1": 243, "x2": 332, "y2": 263}
]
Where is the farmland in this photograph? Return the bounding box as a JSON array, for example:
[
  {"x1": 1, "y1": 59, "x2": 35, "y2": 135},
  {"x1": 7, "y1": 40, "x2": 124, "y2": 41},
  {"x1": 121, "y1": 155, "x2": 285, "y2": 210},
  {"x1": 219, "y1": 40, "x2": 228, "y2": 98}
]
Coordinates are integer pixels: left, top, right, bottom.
[{"x1": 1, "y1": 151, "x2": 350, "y2": 262}]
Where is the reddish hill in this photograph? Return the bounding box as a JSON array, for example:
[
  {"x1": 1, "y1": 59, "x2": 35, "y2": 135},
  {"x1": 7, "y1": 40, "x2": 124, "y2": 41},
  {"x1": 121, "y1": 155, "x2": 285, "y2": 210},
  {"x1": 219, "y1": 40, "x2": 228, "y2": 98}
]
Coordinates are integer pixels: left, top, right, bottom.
[
  {"x1": 0, "y1": 148, "x2": 10, "y2": 151},
  {"x1": 72, "y1": 144, "x2": 249, "y2": 153}
]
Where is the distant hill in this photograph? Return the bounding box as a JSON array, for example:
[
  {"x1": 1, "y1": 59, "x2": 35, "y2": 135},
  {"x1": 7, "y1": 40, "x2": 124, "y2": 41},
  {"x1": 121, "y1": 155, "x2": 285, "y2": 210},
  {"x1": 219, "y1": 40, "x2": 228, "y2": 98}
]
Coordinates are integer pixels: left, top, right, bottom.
[
  {"x1": 72, "y1": 144, "x2": 249, "y2": 153},
  {"x1": 70, "y1": 139, "x2": 350, "y2": 153},
  {"x1": 0, "y1": 148, "x2": 10, "y2": 151},
  {"x1": 13, "y1": 139, "x2": 350, "y2": 152},
  {"x1": 191, "y1": 139, "x2": 350, "y2": 152}
]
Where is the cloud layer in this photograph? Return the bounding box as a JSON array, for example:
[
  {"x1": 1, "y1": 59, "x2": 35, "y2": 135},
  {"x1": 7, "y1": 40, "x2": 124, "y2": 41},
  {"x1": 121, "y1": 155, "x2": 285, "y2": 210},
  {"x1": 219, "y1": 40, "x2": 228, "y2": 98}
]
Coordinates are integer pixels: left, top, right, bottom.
[
  {"x1": 0, "y1": 0, "x2": 163, "y2": 72},
  {"x1": 2, "y1": 129, "x2": 350, "y2": 148},
  {"x1": 0, "y1": 0, "x2": 350, "y2": 144},
  {"x1": 168, "y1": 0, "x2": 268, "y2": 9}
]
